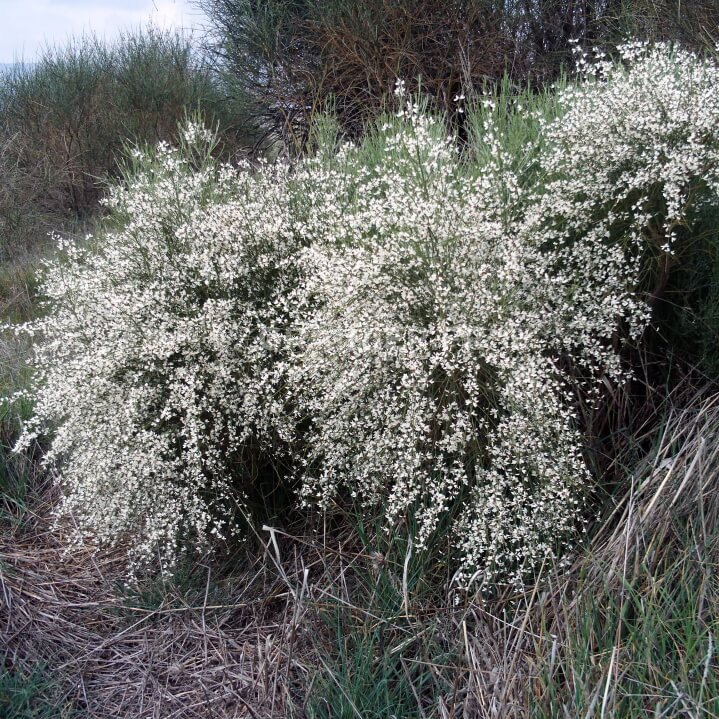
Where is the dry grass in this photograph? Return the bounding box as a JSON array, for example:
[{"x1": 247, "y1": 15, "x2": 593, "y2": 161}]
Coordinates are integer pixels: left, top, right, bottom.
[
  {"x1": 0, "y1": 481, "x2": 316, "y2": 718},
  {"x1": 2, "y1": 382, "x2": 717, "y2": 718}
]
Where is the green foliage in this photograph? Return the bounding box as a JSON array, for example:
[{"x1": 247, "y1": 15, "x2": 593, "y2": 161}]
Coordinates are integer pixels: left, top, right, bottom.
[
  {"x1": 306, "y1": 517, "x2": 453, "y2": 719},
  {"x1": 530, "y1": 506, "x2": 719, "y2": 718},
  {"x1": 464, "y1": 75, "x2": 567, "y2": 186},
  {"x1": 651, "y1": 201, "x2": 719, "y2": 376},
  {"x1": 0, "y1": 256, "x2": 40, "y2": 527},
  {"x1": 0, "y1": 665, "x2": 74, "y2": 719},
  {"x1": 307, "y1": 629, "x2": 434, "y2": 719},
  {"x1": 0, "y1": 27, "x2": 251, "y2": 260},
  {"x1": 203, "y1": 0, "x2": 719, "y2": 151},
  {"x1": 0, "y1": 415, "x2": 35, "y2": 527},
  {"x1": 526, "y1": 391, "x2": 719, "y2": 717}
]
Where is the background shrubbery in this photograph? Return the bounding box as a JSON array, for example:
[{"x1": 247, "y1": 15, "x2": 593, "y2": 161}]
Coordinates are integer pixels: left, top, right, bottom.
[
  {"x1": 205, "y1": 0, "x2": 719, "y2": 149},
  {"x1": 0, "y1": 26, "x2": 250, "y2": 262}
]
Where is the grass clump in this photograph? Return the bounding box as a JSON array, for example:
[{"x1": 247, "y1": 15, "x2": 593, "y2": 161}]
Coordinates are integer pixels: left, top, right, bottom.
[
  {"x1": 300, "y1": 514, "x2": 455, "y2": 719},
  {"x1": 527, "y1": 391, "x2": 719, "y2": 718},
  {"x1": 0, "y1": 664, "x2": 74, "y2": 719}
]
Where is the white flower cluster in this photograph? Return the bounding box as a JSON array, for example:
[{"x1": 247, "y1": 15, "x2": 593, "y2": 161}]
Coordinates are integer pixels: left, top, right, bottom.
[
  {"x1": 537, "y1": 42, "x2": 719, "y2": 259},
  {"x1": 17, "y1": 135, "x2": 300, "y2": 570},
  {"x1": 288, "y1": 100, "x2": 611, "y2": 587},
  {"x1": 289, "y1": 43, "x2": 719, "y2": 585},
  {"x1": 16, "y1": 44, "x2": 719, "y2": 583}
]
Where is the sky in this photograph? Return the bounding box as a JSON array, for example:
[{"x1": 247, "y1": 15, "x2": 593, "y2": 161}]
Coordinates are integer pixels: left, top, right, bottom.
[{"x1": 0, "y1": 0, "x2": 208, "y2": 63}]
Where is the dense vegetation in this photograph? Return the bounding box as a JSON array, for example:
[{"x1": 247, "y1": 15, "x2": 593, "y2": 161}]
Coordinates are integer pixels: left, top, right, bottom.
[
  {"x1": 1, "y1": 5, "x2": 719, "y2": 718},
  {"x1": 205, "y1": 0, "x2": 719, "y2": 148},
  {"x1": 0, "y1": 27, "x2": 251, "y2": 260}
]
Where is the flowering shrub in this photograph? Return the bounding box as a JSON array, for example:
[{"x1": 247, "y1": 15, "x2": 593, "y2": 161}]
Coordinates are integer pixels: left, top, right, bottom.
[
  {"x1": 17, "y1": 125, "x2": 300, "y2": 569},
  {"x1": 533, "y1": 43, "x2": 719, "y2": 373},
  {"x1": 290, "y1": 46, "x2": 719, "y2": 585},
  {"x1": 16, "y1": 45, "x2": 719, "y2": 583},
  {"x1": 289, "y1": 90, "x2": 636, "y2": 587}
]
